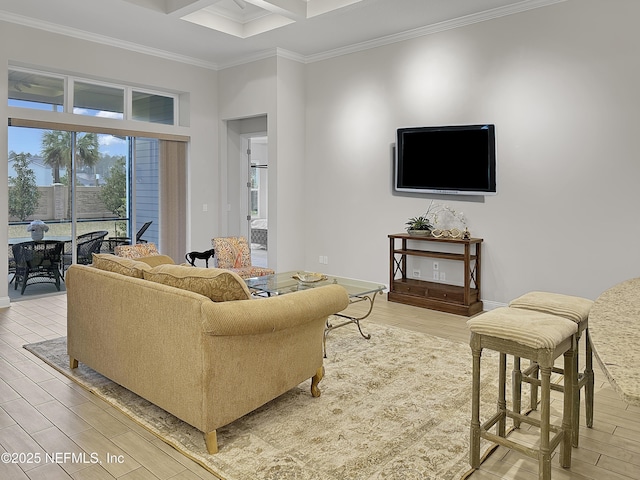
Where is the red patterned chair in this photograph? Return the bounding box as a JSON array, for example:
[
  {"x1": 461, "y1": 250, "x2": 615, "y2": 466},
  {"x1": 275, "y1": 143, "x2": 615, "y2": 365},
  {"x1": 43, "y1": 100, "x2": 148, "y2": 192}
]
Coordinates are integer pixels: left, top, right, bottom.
[{"x1": 211, "y1": 236, "x2": 274, "y2": 279}]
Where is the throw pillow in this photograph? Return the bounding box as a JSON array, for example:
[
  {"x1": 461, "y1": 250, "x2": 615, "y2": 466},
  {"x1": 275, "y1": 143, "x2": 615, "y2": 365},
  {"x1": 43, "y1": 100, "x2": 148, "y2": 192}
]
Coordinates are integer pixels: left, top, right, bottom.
[
  {"x1": 91, "y1": 253, "x2": 151, "y2": 278},
  {"x1": 114, "y1": 243, "x2": 160, "y2": 259},
  {"x1": 143, "y1": 264, "x2": 252, "y2": 302}
]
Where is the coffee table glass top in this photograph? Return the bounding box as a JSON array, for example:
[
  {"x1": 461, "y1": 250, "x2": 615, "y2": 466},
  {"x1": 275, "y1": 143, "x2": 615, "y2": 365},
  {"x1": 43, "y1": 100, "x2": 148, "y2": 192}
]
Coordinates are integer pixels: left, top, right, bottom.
[{"x1": 245, "y1": 271, "x2": 385, "y2": 298}]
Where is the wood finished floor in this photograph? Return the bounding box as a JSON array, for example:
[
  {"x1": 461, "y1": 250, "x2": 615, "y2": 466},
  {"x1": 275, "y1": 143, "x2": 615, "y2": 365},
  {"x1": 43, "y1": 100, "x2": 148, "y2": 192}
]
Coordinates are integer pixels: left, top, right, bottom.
[{"x1": 0, "y1": 293, "x2": 638, "y2": 479}]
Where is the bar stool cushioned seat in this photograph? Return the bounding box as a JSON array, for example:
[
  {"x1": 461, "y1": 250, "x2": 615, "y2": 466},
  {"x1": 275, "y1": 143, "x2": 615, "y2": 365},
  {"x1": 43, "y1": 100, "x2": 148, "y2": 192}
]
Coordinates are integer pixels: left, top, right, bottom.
[
  {"x1": 509, "y1": 291, "x2": 594, "y2": 446},
  {"x1": 467, "y1": 307, "x2": 577, "y2": 480},
  {"x1": 469, "y1": 307, "x2": 578, "y2": 348},
  {"x1": 509, "y1": 291, "x2": 592, "y2": 323}
]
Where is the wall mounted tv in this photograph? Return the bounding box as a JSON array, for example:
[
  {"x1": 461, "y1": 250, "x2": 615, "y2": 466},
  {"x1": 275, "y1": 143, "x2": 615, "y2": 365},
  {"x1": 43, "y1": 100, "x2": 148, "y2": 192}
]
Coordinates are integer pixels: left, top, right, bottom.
[{"x1": 395, "y1": 124, "x2": 496, "y2": 195}]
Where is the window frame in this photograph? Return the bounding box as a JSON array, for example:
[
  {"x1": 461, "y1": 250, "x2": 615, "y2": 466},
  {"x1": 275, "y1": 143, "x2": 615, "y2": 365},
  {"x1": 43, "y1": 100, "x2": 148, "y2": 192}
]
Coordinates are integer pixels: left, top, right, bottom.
[{"x1": 8, "y1": 66, "x2": 178, "y2": 126}]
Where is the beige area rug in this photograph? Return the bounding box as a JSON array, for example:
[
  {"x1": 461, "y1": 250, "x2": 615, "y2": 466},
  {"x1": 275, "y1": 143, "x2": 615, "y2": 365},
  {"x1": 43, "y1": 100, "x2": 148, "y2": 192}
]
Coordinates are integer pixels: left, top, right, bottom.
[{"x1": 24, "y1": 323, "x2": 505, "y2": 480}]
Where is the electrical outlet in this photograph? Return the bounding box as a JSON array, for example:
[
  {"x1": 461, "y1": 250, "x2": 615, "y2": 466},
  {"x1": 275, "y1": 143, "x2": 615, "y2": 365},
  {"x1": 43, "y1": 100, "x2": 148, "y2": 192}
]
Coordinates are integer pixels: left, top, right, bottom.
[
  {"x1": 319, "y1": 255, "x2": 324, "y2": 264},
  {"x1": 440, "y1": 271, "x2": 446, "y2": 281},
  {"x1": 413, "y1": 269, "x2": 421, "y2": 278},
  {"x1": 433, "y1": 271, "x2": 439, "y2": 280},
  {"x1": 433, "y1": 261, "x2": 439, "y2": 270}
]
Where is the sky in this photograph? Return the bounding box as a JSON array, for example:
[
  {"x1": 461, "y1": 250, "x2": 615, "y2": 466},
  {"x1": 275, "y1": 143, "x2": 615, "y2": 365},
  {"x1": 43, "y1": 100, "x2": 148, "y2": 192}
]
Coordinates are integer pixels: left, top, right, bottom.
[
  {"x1": 8, "y1": 99, "x2": 128, "y2": 186},
  {"x1": 8, "y1": 100, "x2": 127, "y2": 158}
]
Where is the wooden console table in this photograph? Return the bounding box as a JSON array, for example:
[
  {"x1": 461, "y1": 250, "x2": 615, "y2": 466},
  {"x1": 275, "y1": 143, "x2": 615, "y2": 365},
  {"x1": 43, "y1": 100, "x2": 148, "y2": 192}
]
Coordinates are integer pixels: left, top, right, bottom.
[{"x1": 388, "y1": 233, "x2": 483, "y2": 316}]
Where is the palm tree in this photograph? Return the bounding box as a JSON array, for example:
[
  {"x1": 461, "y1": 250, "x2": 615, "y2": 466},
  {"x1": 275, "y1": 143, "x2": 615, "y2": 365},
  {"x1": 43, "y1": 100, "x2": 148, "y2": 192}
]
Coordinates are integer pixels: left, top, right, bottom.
[{"x1": 41, "y1": 131, "x2": 100, "y2": 183}]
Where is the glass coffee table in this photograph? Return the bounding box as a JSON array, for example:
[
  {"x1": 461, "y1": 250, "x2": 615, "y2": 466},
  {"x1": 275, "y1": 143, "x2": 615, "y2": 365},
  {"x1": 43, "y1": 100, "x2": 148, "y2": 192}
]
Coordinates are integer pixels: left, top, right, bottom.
[{"x1": 245, "y1": 271, "x2": 385, "y2": 356}]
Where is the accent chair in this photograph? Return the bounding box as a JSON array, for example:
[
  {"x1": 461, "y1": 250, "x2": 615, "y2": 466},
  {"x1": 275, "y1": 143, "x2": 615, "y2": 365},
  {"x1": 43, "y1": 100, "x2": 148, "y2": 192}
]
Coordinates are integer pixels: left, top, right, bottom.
[{"x1": 211, "y1": 236, "x2": 274, "y2": 279}]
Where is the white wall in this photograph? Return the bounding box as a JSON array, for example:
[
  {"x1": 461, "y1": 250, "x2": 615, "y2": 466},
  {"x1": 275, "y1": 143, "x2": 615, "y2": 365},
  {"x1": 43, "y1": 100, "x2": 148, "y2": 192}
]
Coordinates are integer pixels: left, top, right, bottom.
[
  {"x1": 304, "y1": 0, "x2": 640, "y2": 303},
  {"x1": 0, "y1": 21, "x2": 218, "y2": 305},
  {"x1": 273, "y1": 56, "x2": 307, "y2": 272}
]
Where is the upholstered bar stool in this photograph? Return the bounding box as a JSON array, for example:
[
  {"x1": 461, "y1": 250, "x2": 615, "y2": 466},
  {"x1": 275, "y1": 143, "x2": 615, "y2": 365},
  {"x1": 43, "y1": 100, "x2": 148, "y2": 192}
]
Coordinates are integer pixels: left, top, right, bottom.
[
  {"x1": 509, "y1": 291, "x2": 594, "y2": 446},
  {"x1": 468, "y1": 307, "x2": 577, "y2": 480}
]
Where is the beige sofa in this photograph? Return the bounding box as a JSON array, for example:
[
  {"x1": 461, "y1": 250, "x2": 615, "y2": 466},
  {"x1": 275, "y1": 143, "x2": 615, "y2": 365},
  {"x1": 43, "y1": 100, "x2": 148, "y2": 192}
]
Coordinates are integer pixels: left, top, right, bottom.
[{"x1": 66, "y1": 255, "x2": 349, "y2": 453}]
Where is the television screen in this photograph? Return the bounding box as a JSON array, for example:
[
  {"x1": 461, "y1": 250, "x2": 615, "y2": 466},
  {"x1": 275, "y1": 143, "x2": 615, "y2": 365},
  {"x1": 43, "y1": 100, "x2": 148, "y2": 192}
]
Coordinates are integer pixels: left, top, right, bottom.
[{"x1": 395, "y1": 124, "x2": 496, "y2": 195}]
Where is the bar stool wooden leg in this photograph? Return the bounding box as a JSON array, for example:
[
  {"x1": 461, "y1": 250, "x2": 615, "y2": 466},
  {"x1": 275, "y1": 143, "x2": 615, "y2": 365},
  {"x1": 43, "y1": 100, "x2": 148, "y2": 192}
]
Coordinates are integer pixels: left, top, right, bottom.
[
  {"x1": 498, "y1": 353, "x2": 507, "y2": 437},
  {"x1": 512, "y1": 356, "x2": 522, "y2": 429},
  {"x1": 530, "y1": 359, "x2": 539, "y2": 411},
  {"x1": 585, "y1": 329, "x2": 594, "y2": 429},
  {"x1": 561, "y1": 340, "x2": 575, "y2": 468},
  {"x1": 540, "y1": 364, "x2": 552, "y2": 480},
  {"x1": 572, "y1": 330, "x2": 581, "y2": 447}
]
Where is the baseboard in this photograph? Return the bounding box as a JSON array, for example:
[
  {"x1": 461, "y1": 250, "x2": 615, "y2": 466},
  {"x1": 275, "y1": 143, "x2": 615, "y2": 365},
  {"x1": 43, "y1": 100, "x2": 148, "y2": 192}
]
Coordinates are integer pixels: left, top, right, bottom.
[{"x1": 0, "y1": 296, "x2": 11, "y2": 309}]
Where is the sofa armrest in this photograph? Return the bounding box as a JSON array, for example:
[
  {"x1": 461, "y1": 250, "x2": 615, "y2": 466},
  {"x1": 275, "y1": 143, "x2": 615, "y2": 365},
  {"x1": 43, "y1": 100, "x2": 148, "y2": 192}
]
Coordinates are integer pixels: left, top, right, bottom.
[{"x1": 201, "y1": 284, "x2": 349, "y2": 336}]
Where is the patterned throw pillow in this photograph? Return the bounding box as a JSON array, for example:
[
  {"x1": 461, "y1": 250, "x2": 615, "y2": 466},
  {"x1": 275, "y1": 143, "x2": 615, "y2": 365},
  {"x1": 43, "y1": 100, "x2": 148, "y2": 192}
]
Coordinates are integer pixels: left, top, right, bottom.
[
  {"x1": 143, "y1": 264, "x2": 252, "y2": 302},
  {"x1": 91, "y1": 253, "x2": 151, "y2": 278},
  {"x1": 114, "y1": 243, "x2": 160, "y2": 259}
]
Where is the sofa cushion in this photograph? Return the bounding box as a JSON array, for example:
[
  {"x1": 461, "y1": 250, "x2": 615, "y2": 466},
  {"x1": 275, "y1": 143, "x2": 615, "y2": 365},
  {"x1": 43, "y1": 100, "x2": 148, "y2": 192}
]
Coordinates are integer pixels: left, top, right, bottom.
[
  {"x1": 144, "y1": 264, "x2": 252, "y2": 302},
  {"x1": 92, "y1": 253, "x2": 152, "y2": 278},
  {"x1": 136, "y1": 254, "x2": 175, "y2": 268}
]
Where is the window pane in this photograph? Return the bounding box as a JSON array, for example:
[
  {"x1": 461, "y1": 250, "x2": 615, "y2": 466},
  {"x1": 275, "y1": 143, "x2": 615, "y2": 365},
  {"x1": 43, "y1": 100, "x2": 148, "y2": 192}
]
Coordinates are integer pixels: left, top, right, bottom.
[
  {"x1": 133, "y1": 138, "x2": 159, "y2": 245},
  {"x1": 73, "y1": 81, "x2": 124, "y2": 119},
  {"x1": 132, "y1": 91, "x2": 174, "y2": 125},
  {"x1": 8, "y1": 69, "x2": 64, "y2": 111}
]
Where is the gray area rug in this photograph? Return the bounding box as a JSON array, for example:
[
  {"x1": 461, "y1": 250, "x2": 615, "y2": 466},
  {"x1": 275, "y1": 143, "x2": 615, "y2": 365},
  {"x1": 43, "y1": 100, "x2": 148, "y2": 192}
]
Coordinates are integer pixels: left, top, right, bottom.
[{"x1": 24, "y1": 323, "x2": 503, "y2": 480}]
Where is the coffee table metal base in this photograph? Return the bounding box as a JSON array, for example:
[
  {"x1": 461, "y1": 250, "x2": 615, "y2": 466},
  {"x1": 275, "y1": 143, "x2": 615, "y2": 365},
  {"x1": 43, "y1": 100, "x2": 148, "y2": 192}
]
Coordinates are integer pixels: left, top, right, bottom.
[{"x1": 324, "y1": 290, "x2": 382, "y2": 357}]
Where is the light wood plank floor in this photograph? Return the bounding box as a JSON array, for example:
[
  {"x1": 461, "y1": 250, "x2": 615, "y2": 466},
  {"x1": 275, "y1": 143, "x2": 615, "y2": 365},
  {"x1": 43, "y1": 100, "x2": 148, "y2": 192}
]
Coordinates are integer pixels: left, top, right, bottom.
[{"x1": 1, "y1": 293, "x2": 638, "y2": 479}]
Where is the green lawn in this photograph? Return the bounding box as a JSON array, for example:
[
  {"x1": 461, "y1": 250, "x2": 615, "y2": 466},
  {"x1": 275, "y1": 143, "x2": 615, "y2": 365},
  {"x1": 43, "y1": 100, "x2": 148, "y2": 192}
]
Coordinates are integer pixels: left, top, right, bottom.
[{"x1": 8, "y1": 220, "x2": 125, "y2": 240}]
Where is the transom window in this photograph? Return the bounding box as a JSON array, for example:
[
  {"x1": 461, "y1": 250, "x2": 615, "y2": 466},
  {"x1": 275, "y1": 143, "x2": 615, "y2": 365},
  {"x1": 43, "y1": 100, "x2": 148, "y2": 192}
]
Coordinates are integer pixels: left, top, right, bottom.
[
  {"x1": 8, "y1": 67, "x2": 177, "y2": 126},
  {"x1": 73, "y1": 81, "x2": 124, "y2": 119},
  {"x1": 7, "y1": 70, "x2": 64, "y2": 112}
]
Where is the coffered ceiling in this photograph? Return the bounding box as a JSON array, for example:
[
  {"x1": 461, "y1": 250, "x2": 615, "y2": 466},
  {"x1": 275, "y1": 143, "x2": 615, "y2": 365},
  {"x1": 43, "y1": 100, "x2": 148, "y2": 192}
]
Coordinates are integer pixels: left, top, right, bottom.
[{"x1": 0, "y1": 0, "x2": 564, "y2": 69}]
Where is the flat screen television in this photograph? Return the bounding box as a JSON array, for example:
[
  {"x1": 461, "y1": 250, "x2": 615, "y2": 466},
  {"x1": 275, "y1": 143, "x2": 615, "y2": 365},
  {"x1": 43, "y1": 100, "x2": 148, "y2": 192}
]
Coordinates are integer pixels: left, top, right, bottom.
[{"x1": 395, "y1": 124, "x2": 496, "y2": 195}]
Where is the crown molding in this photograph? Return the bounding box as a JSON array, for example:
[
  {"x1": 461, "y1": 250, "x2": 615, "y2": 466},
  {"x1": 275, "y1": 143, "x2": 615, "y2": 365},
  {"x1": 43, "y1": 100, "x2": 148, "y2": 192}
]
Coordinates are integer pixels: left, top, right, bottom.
[
  {"x1": 1, "y1": 0, "x2": 566, "y2": 70},
  {"x1": 305, "y1": 0, "x2": 567, "y2": 63},
  {"x1": 0, "y1": 11, "x2": 220, "y2": 71},
  {"x1": 216, "y1": 47, "x2": 306, "y2": 69}
]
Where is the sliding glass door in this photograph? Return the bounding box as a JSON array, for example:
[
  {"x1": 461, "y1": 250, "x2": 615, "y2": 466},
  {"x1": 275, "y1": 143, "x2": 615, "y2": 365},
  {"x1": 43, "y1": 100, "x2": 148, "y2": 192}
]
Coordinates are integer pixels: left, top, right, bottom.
[{"x1": 7, "y1": 126, "x2": 162, "y2": 291}]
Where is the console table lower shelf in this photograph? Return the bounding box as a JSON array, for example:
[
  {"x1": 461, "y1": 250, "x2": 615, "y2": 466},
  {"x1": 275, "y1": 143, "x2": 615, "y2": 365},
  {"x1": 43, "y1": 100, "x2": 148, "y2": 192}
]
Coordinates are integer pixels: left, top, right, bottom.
[{"x1": 388, "y1": 278, "x2": 483, "y2": 316}]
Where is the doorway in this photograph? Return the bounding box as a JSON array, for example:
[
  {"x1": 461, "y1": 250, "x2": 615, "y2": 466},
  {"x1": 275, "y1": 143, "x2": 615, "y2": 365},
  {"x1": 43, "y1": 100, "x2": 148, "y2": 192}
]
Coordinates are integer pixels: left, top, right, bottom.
[{"x1": 242, "y1": 134, "x2": 268, "y2": 267}]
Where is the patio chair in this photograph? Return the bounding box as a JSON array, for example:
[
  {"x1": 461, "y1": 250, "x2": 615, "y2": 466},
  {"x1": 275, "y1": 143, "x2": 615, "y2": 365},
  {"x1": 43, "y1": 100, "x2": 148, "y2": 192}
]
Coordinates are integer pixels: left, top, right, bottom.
[
  {"x1": 62, "y1": 231, "x2": 108, "y2": 275},
  {"x1": 135, "y1": 221, "x2": 152, "y2": 243},
  {"x1": 12, "y1": 240, "x2": 64, "y2": 295},
  {"x1": 211, "y1": 236, "x2": 274, "y2": 279},
  {"x1": 8, "y1": 245, "x2": 16, "y2": 284},
  {"x1": 77, "y1": 236, "x2": 106, "y2": 265},
  {"x1": 104, "y1": 221, "x2": 153, "y2": 252}
]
